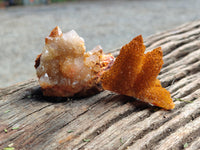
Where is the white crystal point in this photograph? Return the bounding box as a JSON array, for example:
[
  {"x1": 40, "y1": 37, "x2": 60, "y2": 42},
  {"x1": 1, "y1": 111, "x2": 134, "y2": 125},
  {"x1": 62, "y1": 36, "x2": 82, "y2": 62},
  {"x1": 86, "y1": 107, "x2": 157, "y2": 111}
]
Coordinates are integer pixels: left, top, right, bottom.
[{"x1": 63, "y1": 30, "x2": 85, "y2": 55}]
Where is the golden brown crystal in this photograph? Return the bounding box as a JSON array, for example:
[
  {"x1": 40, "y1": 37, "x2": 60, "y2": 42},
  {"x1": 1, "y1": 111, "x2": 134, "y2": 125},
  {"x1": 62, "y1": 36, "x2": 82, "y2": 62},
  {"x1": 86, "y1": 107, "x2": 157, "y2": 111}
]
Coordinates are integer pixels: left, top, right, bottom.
[{"x1": 101, "y1": 35, "x2": 175, "y2": 110}]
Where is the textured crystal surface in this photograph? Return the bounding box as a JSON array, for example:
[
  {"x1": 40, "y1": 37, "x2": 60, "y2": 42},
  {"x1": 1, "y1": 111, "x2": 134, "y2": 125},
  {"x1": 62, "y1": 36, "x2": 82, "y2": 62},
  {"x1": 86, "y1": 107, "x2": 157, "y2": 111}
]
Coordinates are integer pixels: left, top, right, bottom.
[
  {"x1": 101, "y1": 35, "x2": 175, "y2": 110},
  {"x1": 35, "y1": 26, "x2": 114, "y2": 97}
]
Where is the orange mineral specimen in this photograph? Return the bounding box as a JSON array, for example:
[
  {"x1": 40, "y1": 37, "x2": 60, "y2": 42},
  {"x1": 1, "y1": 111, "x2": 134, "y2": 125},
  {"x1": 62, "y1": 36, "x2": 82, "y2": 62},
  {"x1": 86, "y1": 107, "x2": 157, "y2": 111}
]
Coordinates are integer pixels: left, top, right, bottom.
[
  {"x1": 35, "y1": 26, "x2": 114, "y2": 97},
  {"x1": 101, "y1": 35, "x2": 175, "y2": 110}
]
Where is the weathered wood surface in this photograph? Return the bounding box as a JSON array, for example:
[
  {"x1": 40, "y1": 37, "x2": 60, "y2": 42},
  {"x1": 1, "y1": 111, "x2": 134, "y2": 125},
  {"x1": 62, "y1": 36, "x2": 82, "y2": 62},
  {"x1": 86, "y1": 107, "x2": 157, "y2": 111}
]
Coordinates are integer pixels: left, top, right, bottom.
[{"x1": 0, "y1": 20, "x2": 200, "y2": 150}]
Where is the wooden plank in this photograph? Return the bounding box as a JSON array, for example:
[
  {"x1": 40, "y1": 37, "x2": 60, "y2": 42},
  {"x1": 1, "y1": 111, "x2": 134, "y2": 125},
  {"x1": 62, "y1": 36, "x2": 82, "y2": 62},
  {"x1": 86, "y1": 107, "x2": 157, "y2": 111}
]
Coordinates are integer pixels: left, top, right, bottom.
[{"x1": 0, "y1": 20, "x2": 200, "y2": 150}]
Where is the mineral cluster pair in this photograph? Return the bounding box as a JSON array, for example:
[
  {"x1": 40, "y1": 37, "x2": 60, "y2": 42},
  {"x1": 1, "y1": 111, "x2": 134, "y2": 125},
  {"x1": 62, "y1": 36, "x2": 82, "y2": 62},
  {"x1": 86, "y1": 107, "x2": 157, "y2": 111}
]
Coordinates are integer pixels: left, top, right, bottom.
[{"x1": 35, "y1": 26, "x2": 175, "y2": 110}]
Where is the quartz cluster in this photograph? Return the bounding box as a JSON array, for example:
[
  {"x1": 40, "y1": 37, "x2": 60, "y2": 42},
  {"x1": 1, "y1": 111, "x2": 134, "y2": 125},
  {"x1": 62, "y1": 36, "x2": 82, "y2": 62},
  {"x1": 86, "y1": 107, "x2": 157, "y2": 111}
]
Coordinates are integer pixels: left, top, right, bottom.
[{"x1": 35, "y1": 26, "x2": 114, "y2": 97}]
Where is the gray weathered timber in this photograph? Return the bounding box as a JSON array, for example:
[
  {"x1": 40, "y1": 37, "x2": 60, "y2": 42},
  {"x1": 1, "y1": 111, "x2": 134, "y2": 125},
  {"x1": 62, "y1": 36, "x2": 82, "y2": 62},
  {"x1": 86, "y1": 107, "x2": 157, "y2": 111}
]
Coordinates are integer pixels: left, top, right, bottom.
[{"x1": 0, "y1": 21, "x2": 200, "y2": 150}]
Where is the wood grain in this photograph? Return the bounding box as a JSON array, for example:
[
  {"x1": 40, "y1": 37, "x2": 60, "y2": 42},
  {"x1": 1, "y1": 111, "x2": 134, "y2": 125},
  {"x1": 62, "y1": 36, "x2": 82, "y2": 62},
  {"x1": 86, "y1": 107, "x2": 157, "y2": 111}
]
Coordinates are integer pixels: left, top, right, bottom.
[{"x1": 0, "y1": 20, "x2": 200, "y2": 150}]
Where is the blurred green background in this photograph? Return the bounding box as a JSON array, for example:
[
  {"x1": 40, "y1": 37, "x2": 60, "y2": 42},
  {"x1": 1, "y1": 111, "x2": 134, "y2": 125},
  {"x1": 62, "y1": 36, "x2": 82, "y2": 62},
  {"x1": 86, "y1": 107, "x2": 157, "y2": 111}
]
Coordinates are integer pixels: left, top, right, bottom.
[{"x1": 0, "y1": 0, "x2": 75, "y2": 6}]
